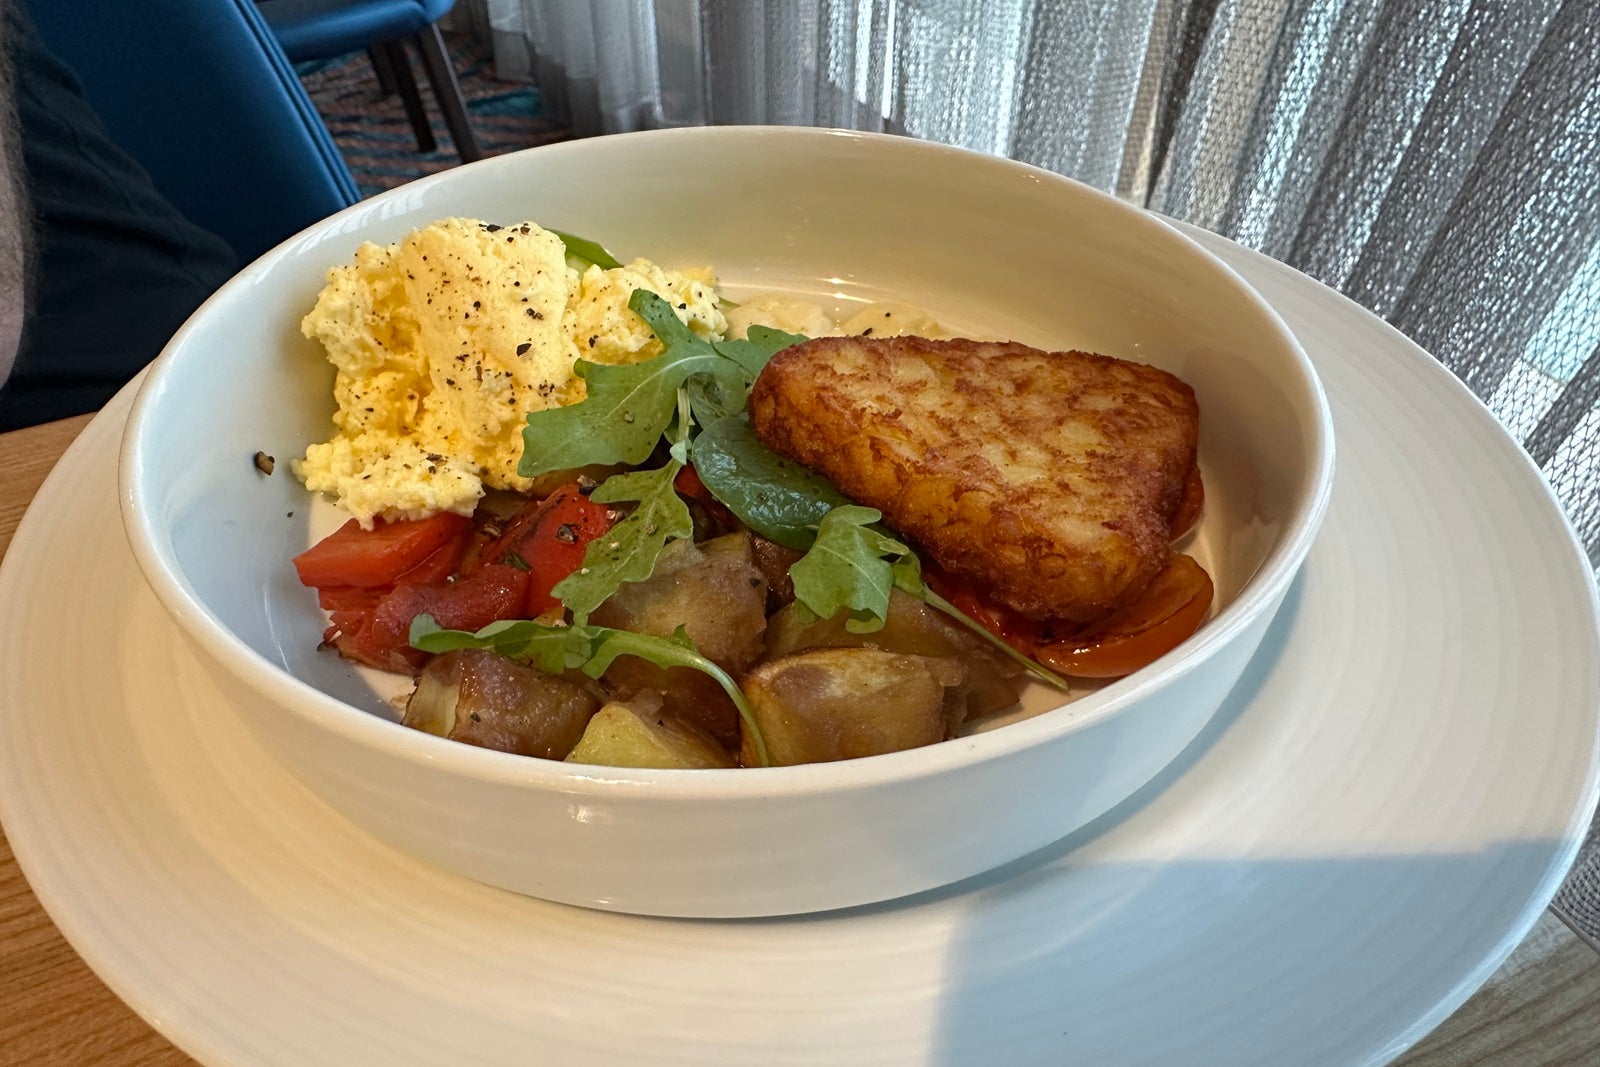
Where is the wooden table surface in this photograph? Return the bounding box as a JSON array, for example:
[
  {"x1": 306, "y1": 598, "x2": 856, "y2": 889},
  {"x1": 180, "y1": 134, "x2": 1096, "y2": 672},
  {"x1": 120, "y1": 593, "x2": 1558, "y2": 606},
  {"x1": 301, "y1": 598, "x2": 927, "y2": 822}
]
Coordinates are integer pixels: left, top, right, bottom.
[{"x1": 2, "y1": 413, "x2": 1597, "y2": 1065}]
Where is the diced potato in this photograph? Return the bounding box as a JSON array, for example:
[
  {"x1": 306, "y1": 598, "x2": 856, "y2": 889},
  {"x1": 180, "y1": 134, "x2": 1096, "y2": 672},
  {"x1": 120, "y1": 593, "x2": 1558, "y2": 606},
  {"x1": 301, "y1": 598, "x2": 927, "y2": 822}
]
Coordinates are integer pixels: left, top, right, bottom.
[
  {"x1": 591, "y1": 532, "x2": 768, "y2": 669},
  {"x1": 591, "y1": 531, "x2": 768, "y2": 746},
  {"x1": 565, "y1": 692, "x2": 735, "y2": 769},
  {"x1": 402, "y1": 648, "x2": 601, "y2": 760},
  {"x1": 740, "y1": 647, "x2": 966, "y2": 766},
  {"x1": 765, "y1": 588, "x2": 1021, "y2": 723},
  {"x1": 600, "y1": 661, "x2": 744, "y2": 749}
]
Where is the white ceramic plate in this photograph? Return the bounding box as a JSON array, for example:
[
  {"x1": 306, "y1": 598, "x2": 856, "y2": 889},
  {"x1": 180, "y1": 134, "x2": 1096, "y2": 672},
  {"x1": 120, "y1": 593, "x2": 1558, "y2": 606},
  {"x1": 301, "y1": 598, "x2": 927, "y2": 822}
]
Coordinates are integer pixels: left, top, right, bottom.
[{"x1": 2, "y1": 232, "x2": 1596, "y2": 1066}]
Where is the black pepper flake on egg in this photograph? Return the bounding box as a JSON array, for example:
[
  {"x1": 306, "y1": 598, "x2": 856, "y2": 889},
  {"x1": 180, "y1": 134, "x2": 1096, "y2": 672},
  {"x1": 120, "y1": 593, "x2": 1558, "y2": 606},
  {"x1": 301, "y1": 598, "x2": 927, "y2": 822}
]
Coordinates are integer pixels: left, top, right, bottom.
[
  {"x1": 513, "y1": 280, "x2": 521, "y2": 287},
  {"x1": 588, "y1": 335, "x2": 597, "y2": 347},
  {"x1": 484, "y1": 223, "x2": 502, "y2": 232},
  {"x1": 516, "y1": 342, "x2": 531, "y2": 355},
  {"x1": 861, "y1": 327, "x2": 874, "y2": 336},
  {"x1": 526, "y1": 308, "x2": 542, "y2": 318},
  {"x1": 445, "y1": 378, "x2": 456, "y2": 387},
  {"x1": 678, "y1": 302, "x2": 687, "y2": 310},
  {"x1": 473, "y1": 301, "x2": 481, "y2": 309}
]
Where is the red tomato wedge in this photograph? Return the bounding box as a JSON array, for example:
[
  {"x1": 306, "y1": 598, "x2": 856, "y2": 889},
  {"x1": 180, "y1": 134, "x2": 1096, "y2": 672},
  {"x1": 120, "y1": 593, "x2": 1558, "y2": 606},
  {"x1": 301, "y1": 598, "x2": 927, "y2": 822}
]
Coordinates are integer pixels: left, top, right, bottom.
[
  {"x1": 922, "y1": 563, "x2": 1044, "y2": 657},
  {"x1": 329, "y1": 564, "x2": 532, "y2": 673},
  {"x1": 489, "y1": 483, "x2": 619, "y2": 617},
  {"x1": 313, "y1": 530, "x2": 471, "y2": 611},
  {"x1": 927, "y1": 553, "x2": 1213, "y2": 680},
  {"x1": 317, "y1": 585, "x2": 387, "y2": 613},
  {"x1": 292, "y1": 512, "x2": 472, "y2": 589},
  {"x1": 1036, "y1": 554, "x2": 1213, "y2": 678}
]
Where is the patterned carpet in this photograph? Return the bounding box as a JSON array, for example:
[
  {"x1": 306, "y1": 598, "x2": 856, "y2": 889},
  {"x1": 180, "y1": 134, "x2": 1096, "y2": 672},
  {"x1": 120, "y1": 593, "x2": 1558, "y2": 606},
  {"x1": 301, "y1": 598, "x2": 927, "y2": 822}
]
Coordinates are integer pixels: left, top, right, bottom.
[{"x1": 296, "y1": 32, "x2": 572, "y2": 199}]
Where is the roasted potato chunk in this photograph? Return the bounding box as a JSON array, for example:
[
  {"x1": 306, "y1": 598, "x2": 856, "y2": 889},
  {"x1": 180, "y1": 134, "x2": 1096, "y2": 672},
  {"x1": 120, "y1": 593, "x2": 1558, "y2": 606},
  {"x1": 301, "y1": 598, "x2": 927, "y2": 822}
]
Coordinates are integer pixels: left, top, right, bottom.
[
  {"x1": 765, "y1": 588, "x2": 1022, "y2": 722},
  {"x1": 591, "y1": 531, "x2": 767, "y2": 746},
  {"x1": 565, "y1": 692, "x2": 735, "y2": 769},
  {"x1": 740, "y1": 647, "x2": 966, "y2": 766},
  {"x1": 403, "y1": 648, "x2": 602, "y2": 759}
]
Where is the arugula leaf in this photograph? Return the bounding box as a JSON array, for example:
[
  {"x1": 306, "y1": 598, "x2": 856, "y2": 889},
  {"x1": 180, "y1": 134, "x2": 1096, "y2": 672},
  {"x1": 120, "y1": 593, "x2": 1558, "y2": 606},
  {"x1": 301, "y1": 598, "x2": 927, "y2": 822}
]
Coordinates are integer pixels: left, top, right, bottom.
[
  {"x1": 712, "y1": 325, "x2": 808, "y2": 377},
  {"x1": 518, "y1": 297, "x2": 744, "y2": 476},
  {"x1": 551, "y1": 229, "x2": 623, "y2": 270},
  {"x1": 691, "y1": 416, "x2": 851, "y2": 550},
  {"x1": 410, "y1": 615, "x2": 587, "y2": 675},
  {"x1": 551, "y1": 462, "x2": 693, "y2": 616},
  {"x1": 408, "y1": 614, "x2": 770, "y2": 766},
  {"x1": 918, "y1": 588, "x2": 1073, "y2": 692},
  {"x1": 788, "y1": 505, "x2": 916, "y2": 633},
  {"x1": 684, "y1": 374, "x2": 744, "y2": 426},
  {"x1": 627, "y1": 286, "x2": 709, "y2": 350}
]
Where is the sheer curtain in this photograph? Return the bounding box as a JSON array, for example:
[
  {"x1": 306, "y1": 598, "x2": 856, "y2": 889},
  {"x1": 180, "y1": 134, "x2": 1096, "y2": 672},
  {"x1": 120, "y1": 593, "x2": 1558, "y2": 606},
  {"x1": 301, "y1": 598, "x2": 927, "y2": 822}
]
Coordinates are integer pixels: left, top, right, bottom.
[{"x1": 462, "y1": 0, "x2": 1600, "y2": 570}]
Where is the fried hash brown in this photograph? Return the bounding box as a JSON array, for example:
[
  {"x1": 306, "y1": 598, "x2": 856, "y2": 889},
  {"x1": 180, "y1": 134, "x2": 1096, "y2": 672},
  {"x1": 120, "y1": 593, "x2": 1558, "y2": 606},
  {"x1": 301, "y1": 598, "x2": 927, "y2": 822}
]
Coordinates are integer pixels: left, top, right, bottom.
[{"x1": 748, "y1": 336, "x2": 1199, "y2": 624}]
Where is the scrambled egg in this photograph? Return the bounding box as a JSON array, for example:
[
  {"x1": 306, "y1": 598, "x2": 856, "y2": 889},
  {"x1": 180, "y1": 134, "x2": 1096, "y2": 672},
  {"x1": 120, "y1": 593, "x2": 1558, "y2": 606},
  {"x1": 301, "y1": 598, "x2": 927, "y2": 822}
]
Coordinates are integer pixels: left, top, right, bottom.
[{"x1": 294, "y1": 219, "x2": 726, "y2": 526}]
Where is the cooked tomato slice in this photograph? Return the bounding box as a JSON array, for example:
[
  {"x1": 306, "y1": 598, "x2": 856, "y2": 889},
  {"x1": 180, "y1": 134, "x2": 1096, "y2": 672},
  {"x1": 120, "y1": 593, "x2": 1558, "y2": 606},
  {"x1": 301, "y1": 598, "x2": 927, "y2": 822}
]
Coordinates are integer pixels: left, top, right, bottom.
[
  {"x1": 922, "y1": 562, "x2": 1044, "y2": 657},
  {"x1": 326, "y1": 564, "x2": 532, "y2": 674},
  {"x1": 317, "y1": 585, "x2": 388, "y2": 613},
  {"x1": 374, "y1": 563, "x2": 531, "y2": 655},
  {"x1": 489, "y1": 482, "x2": 618, "y2": 617},
  {"x1": 394, "y1": 532, "x2": 470, "y2": 586},
  {"x1": 314, "y1": 529, "x2": 470, "y2": 611},
  {"x1": 1036, "y1": 553, "x2": 1213, "y2": 678},
  {"x1": 292, "y1": 512, "x2": 472, "y2": 589}
]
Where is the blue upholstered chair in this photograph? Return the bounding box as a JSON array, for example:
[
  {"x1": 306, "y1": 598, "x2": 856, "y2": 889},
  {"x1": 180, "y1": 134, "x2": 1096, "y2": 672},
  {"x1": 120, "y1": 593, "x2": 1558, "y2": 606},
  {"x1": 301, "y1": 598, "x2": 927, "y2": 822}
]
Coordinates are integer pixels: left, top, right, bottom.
[
  {"x1": 27, "y1": 0, "x2": 361, "y2": 265},
  {"x1": 258, "y1": 0, "x2": 482, "y2": 163}
]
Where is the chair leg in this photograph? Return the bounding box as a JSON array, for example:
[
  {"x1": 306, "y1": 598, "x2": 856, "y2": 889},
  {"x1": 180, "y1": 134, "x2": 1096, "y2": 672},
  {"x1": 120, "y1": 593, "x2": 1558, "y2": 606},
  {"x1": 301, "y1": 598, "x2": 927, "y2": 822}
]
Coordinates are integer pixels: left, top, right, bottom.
[
  {"x1": 415, "y1": 24, "x2": 482, "y2": 163},
  {"x1": 383, "y1": 39, "x2": 436, "y2": 154},
  {"x1": 366, "y1": 45, "x2": 398, "y2": 97}
]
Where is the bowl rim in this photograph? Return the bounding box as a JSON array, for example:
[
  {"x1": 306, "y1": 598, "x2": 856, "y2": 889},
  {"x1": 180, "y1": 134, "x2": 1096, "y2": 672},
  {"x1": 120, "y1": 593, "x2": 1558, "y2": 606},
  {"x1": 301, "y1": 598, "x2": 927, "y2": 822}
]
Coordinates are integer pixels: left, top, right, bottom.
[{"x1": 119, "y1": 124, "x2": 1335, "y2": 798}]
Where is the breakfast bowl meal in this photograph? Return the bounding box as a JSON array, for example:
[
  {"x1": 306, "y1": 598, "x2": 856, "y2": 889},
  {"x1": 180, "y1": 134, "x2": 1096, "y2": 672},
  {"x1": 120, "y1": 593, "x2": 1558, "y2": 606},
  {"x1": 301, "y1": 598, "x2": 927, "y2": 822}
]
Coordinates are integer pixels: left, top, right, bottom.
[{"x1": 119, "y1": 127, "x2": 1333, "y2": 917}]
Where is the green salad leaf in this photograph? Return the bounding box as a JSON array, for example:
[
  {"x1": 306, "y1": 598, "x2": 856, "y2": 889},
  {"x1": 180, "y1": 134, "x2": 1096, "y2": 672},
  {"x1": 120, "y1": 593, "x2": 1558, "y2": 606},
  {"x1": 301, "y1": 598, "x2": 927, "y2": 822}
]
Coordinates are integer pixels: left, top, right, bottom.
[
  {"x1": 551, "y1": 229, "x2": 623, "y2": 270},
  {"x1": 690, "y1": 415, "x2": 851, "y2": 550},
  {"x1": 787, "y1": 505, "x2": 918, "y2": 633},
  {"x1": 409, "y1": 614, "x2": 769, "y2": 766},
  {"x1": 408, "y1": 615, "x2": 587, "y2": 675},
  {"x1": 551, "y1": 461, "x2": 693, "y2": 616},
  {"x1": 518, "y1": 291, "x2": 749, "y2": 475},
  {"x1": 711, "y1": 325, "x2": 808, "y2": 378}
]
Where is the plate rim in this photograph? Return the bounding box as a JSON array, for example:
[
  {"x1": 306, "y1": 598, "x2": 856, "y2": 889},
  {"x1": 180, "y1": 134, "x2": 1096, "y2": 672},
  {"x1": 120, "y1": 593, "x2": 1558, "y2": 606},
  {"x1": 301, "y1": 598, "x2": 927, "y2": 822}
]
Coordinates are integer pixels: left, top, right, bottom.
[{"x1": 1, "y1": 226, "x2": 1596, "y2": 1067}]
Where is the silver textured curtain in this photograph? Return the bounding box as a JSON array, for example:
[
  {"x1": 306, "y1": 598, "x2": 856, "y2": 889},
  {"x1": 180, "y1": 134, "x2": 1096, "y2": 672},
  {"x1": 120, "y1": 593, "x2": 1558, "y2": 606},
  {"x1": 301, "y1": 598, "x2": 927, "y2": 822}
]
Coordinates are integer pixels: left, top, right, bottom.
[{"x1": 463, "y1": 0, "x2": 1600, "y2": 568}]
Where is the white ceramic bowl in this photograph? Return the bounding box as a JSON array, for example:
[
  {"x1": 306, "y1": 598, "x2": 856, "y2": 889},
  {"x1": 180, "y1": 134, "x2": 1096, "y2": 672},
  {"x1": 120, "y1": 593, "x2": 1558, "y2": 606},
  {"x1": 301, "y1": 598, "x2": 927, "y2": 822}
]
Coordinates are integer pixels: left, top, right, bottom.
[{"x1": 120, "y1": 127, "x2": 1333, "y2": 917}]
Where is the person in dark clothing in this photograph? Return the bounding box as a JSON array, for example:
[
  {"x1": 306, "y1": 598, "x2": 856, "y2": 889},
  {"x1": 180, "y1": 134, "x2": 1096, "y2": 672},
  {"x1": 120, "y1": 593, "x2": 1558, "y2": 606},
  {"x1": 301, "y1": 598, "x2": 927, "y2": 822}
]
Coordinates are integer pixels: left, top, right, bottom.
[{"x1": 0, "y1": 1, "x2": 236, "y2": 431}]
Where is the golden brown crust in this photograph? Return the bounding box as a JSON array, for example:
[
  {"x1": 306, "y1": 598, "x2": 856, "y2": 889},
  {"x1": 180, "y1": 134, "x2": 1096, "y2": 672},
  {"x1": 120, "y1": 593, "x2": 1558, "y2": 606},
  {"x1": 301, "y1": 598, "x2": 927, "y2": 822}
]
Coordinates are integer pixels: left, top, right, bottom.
[{"x1": 748, "y1": 336, "x2": 1199, "y2": 624}]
